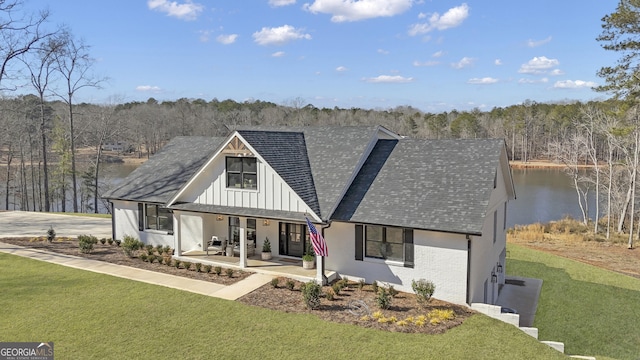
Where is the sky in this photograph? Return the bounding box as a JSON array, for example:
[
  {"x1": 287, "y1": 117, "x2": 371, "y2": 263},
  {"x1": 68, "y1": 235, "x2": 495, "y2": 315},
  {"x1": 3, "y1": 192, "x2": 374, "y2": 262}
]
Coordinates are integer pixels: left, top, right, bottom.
[{"x1": 16, "y1": 0, "x2": 620, "y2": 112}]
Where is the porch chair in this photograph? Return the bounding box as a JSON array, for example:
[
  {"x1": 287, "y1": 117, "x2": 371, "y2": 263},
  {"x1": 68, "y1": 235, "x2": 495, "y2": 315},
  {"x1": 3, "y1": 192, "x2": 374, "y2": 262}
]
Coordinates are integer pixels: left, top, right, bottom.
[{"x1": 206, "y1": 236, "x2": 226, "y2": 256}]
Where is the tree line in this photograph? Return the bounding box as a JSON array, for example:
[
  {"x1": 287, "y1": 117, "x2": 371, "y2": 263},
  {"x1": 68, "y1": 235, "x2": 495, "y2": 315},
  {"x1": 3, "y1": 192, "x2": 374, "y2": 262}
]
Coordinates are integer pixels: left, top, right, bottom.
[{"x1": 2, "y1": 0, "x2": 640, "y2": 247}]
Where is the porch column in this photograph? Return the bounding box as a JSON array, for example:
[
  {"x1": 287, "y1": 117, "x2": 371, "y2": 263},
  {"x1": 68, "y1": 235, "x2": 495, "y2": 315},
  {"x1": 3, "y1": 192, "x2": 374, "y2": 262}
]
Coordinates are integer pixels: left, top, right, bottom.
[
  {"x1": 316, "y1": 255, "x2": 327, "y2": 285},
  {"x1": 175, "y1": 212, "x2": 182, "y2": 256},
  {"x1": 239, "y1": 227, "x2": 246, "y2": 268}
]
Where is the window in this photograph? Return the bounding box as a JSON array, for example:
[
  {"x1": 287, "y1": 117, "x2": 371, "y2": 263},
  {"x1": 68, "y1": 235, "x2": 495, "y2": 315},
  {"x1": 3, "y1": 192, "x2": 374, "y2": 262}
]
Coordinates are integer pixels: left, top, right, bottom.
[
  {"x1": 493, "y1": 210, "x2": 497, "y2": 243},
  {"x1": 229, "y1": 217, "x2": 240, "y2": 244},
  {"x1": 144, "y1": 204, "x2": 173, "y2": 233},
  {"x1": 355, "y1": 225, "x2": 413, "y2": 267},
  {"x1": 226, "y1": 157, "x2": 257, "y2": 189},
  {"x1": 247, "y1": 218, "x2": 256, "y2": 243}
]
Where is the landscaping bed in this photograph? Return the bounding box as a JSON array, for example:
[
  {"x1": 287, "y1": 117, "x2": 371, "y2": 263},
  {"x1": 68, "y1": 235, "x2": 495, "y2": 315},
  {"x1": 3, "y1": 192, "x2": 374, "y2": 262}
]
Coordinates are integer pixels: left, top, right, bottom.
[
  {"x1": 0, "y1": 237, "x2": 251, "y2": 285},
  {"x1": 1, "y1": 236, "x2": 473, "y2": 335}
]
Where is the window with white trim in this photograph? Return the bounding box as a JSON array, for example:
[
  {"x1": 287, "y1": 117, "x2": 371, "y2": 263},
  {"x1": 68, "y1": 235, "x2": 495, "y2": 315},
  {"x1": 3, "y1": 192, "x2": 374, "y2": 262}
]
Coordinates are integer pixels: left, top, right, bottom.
[{"x1": 226, "y1": 157, "x2": 257, "y2": 189}]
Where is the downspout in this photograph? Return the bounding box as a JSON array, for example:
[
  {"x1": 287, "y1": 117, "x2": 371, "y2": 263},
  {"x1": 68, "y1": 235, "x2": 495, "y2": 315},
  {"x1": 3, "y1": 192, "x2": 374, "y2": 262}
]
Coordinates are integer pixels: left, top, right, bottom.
[
  {"x1": 320, "y1": 220, "x2": 332, "y2": 285},
  {"x1": 110, "y1": 201, "x2": 116, "y2": 241},
  {"x1": 466, "y1": 234, "x2": 472, "y2": 305}
]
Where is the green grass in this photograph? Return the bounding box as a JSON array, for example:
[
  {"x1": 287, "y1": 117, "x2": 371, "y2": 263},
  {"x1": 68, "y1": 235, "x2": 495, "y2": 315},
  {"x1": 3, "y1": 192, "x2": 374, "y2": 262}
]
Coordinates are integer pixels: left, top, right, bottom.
[
  {"x1": 507, "y1": 243, "x2": 640, "y2": 360},
  {"x1": 51, "y1": 212, "x2": 112, "y2": 218},
  {"x1": 0, "y1": 253, "x2": 563, "y2": 360}
]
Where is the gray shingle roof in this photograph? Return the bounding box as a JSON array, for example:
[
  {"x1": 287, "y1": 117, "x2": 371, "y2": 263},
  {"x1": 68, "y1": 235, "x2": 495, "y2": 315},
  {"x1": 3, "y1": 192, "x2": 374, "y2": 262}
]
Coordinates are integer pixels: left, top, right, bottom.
[
  {"x1": 332, "y1": 138, "x2": 505, "y2": 235},
  {"x1": 238, "y1": 130, "x2": 320, "y2": 217},
  {"x1": 235, "y1": 126, "x2": 379, "y2": 219},
  {"x1": 102, "y1": 136, "x2": 224, "y2": 203}
]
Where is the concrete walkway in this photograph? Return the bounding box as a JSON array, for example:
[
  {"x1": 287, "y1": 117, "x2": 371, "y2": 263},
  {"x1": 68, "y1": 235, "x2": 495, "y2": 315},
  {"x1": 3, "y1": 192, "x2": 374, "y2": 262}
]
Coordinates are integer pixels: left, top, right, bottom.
[
  {"x1": 495, "y1": 276, "x2": 543, "y2": 327},
  {"x1": 0, "y1": 242, "x2": 274, "y2": 301}
]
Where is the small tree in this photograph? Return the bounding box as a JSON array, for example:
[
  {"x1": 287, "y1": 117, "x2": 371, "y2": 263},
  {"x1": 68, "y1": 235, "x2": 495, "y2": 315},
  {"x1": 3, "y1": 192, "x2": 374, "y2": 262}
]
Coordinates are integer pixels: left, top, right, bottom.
[
  {"x1": 412, "y1": 279, "x2": 436, "y2": 304},
  {"x1": 301, "y1": 280, "x2": 321, "y2": 309}
]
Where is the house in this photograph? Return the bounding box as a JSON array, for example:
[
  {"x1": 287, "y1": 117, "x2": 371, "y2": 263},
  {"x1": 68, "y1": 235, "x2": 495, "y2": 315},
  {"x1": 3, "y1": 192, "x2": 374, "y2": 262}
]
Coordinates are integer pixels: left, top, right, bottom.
[{"x1": 102, "y1": 125, "x2": 515, "y2": 305}]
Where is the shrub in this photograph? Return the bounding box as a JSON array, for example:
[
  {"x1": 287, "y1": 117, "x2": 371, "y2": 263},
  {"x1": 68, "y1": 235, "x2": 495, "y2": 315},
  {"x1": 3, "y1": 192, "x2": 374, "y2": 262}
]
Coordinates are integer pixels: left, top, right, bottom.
[
  {"x1": 145, "y1": 244, "x2": 153, "y2": 252},
  {"x1": 213, "y1": 266, "x2": 222, "y2": 275},
  {"x1": 195, "y1": 263, "x2": 202, "y2": 272},
  {"x1": 114, "y1": 240, "x2": 121, "y2": 247},
  {"x1": 155, "y1": 244, "x2": 163, "y2": 254},
  {"x1": 174, "y1": 260, "x2": 181, "y2": 269},
  {"x1": 357, "y1": 279, "x2": 366, "y2": 290},
  {"x1": 270, "y1": 278, "x2": 279, "y2": 288},
  {"x1": 182, "y1": 261, "x2": 192, "y2": 271},
  {"x1": 107, "y1": 238, "x2": 114, "y2": 245},
  {"x1": 325, "y1": 289, "x2": 335, "y2": 301},
  {"x1": 262, "y1": 237, "x2": 271, "y2": 253},
  {"x1": 341, "y1": 276, "x2": 350, "y2": 287},
  {"x1": 122, "y1": 236, "x2": 140, "y2": 257},
  {"x1": 301, "y1": 281, "x2": 321, "y2": 309},
  {"x1": 387, "y1": 284, "x2": 398, "y2": 298},
  {"x1": 139, "y1": 253, "x2": 148, "y2": 262},
  {"x1": 163, "y1": 246, "x2": 171, "y2": 254},
  {"x1": 165, "y1": 258, "x2": 173, "y2": 267},
  {"x1": 99, "y1": 238, "x2": 106, "y2": 245},
  {"x1": 203, "y1": 265, "x2": 212, "y2": 273},
  {"x1": 78, "y1": 234, "x2": 98, "y2": 254},
  {"x1": 412, "y1": 279, "x2": 436, "y2": 304},
  {"x1": 285, "y1": 279, "x2": 295, "y2": 290},
  {"x1": 147, "y1": 255, "x2": 156, "y2": 263},
  {"x1": 46, "y1": 227, "x2": 56, "y2": 243},
  {"x1": 371, "y1": 281, "x2": 378, "y2": 294},
  {"x1": 332, "y1": 282, "x2": 342, "y2": 296},
  {"x1": 225, "y1": 268, "x2": 234, "y2": 278},
  {"x1": 376, "y1": 287, "x2": 392, "y2": 309}
]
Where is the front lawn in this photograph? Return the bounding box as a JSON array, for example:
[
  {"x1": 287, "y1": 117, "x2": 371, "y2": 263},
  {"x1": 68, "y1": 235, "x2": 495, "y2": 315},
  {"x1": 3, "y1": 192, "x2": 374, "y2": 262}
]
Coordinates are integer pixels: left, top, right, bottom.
[
  {"x1": 0, "y1": 253, "x2": 563, "y2": 360},
  {"x1": 507, "y1": 243, "x2": 640, "y2": 360}
]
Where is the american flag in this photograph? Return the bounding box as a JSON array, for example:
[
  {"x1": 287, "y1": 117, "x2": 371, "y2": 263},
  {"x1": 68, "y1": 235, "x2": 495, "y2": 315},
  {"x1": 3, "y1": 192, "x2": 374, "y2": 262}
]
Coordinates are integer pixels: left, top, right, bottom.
[{"x1": 306, "y1": 217, "x2": 328, "y2": 257}]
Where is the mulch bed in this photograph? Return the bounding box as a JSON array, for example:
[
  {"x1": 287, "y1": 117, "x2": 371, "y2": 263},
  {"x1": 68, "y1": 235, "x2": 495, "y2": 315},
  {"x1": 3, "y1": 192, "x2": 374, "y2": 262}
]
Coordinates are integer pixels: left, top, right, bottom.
[
  {"x1": 1, "y1": 236, "x2": 474, "y2": 334},
  {"x1": 0, "y1": 237, "x2": 251, "y2": 286}
]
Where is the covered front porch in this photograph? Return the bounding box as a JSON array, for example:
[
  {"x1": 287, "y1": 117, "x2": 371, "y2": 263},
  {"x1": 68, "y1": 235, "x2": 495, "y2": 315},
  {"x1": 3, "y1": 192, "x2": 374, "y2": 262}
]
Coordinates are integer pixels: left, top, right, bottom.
[{"x1": 174, "y1": 250, "x2": 338, "y2": 283}]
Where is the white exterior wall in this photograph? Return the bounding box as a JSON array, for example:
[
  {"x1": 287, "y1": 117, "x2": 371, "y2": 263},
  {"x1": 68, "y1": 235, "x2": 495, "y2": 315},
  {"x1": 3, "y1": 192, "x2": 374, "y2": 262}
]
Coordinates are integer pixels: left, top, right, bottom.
[
  {"x1": 325, "y1": 221, "x2": 469, "y2": 304},
  {"x1": 111, "y1": 200, "x2": 174, "y2": 248},
  {"x1": 175, "y1": 155, "x2": 314, "y2": 214},
  {"x1": 468, "y1": 157, "x2": 510, "y2": 304}
]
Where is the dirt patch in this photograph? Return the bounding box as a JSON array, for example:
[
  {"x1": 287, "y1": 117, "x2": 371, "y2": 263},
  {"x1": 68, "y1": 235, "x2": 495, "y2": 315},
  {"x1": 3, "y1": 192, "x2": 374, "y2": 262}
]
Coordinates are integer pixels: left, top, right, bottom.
[
  {"x1": 0, "y1": 237, "x2": 251, "y2": 286},
  {"x1": 2, "y1": 236, "x2": 473, "y2": 334},
  {"x1": 508, "y1": 234, "x2": 640, "y2": 279}
]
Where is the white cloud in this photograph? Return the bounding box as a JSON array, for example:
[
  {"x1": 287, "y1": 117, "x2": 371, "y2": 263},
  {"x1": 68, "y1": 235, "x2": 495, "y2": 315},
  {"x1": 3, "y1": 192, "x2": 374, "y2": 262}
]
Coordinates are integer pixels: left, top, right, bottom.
[
  {"x1": 494, "y1": 59, "x2": 502, "y2": 66},
  {"x1": 518, "y1": 77, "x2": 549, "y2": 84},
  {"x1": 377, "y1": 48, "x2": 390, "y2": 55},
  {"x1": 549, "y1": 69, "x2": 564, "y2": 76},
  {"x1": 269, "y1": 0, "x2": 296, "y2": 6},
  {"x1": 451, "y1": 56, "x2": 475, "y2": 69},
  {"x1": 216, "y1": 34, "x2": 238, "y2": 45},
  {"x1": 136, "y1": 85, "x2": 163, "y2": 92},
  {"x1": 147, "y1": 0, "x2": 204, "y2": 21},
  {"x1": 272, "y1": 51, "x2": 286, "y2": 57},
  {"x1": 413, "y1": 60, "x2": 439, "y2": 67},
  {"x1": 363, "y1": 75, "x2": 414, "y2": 83},
  {"x1": 336, "y1": 66, "x2": 348, "y2": 72},
  {"x1": 253, "y1": 25, "x2": 312, "y2": 46},
  {"x1": 518, "y1": 56, "x2": 559, "y2": 74},
  {"x1": 468, "y1": 77, "x2": 498, "y2": 84},
  {"x1": 408, "y1": 3, "x2": 469, "y2": 36},
  {"x1": 527, "y1": 36, "x2": 552, "y2": 48},
  {"x1": 553, "y1": 80, "x2": 597, "y2": 89},
  {"x1": 432, "y1": 50, "x2": 445, "y2": 58},
  {"x1": 304, "y1": 0, "x2": 413, "y2": 22}
]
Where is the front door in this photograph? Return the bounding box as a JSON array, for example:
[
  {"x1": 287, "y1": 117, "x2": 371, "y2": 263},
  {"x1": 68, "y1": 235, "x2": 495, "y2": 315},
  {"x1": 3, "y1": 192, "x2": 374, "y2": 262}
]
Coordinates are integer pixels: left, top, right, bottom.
[{"x1": 279, "y1": 222, "x2": 307, "y2": 257}]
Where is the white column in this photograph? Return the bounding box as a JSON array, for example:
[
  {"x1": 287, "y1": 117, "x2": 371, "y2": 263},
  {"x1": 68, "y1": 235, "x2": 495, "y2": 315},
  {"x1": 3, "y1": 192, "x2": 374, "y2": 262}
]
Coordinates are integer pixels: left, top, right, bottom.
[
  {"x1": 239, "y1": 227, "x2": 246, "y2": 268},
  {"x1": 175, "y1": 212, "x2": 182, "y2": 256},
  {"x1": 316, "y1": 255, "x2": 323, "y2": 284}
]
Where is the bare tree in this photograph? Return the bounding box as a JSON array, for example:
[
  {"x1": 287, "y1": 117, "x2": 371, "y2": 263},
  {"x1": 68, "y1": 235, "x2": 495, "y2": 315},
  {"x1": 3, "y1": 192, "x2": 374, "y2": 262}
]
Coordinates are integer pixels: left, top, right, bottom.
[
  {"x1": 0, "y1": 0, "x2": 54, "y2": 88},
  {"x1": 51, "y1": 30, "x2": 105, "y2": 212}
]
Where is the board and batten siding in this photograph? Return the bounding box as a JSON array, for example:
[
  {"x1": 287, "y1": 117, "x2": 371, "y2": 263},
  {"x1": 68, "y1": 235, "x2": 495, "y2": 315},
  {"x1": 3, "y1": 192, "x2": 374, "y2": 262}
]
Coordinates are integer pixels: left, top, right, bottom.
[
  {"x1": 325, "y1": 221, "x2": 469, "y2": 304},
  {"x1": 174, "y1": 155, "x2": 314, "y2": 214}
]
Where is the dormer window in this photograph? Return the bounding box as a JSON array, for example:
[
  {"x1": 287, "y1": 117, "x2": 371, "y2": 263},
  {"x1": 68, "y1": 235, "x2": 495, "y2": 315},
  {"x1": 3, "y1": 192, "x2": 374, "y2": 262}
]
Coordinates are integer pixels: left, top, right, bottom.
[{"x1": 226, "y1": 157, "x2": 257, "y2": 189}]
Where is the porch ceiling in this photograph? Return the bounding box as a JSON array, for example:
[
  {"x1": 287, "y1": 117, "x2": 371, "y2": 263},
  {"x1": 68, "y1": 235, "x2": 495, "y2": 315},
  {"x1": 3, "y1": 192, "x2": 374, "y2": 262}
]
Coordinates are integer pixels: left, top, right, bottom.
[{"x1": 171, "y1": 202, "x2": 307, "y2": 222}]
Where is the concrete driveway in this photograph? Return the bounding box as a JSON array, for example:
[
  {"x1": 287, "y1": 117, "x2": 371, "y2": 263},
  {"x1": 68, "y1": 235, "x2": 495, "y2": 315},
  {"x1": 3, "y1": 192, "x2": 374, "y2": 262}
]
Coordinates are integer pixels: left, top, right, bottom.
[{"x1": 0, "y1": 211, "x2": 112, "y2": 239}]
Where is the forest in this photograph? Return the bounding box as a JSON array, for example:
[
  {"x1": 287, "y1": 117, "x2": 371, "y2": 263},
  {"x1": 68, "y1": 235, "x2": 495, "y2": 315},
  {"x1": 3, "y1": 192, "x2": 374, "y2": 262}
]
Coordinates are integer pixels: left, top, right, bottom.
[{"x1": 2, "y1": 0, "x2": 640, "y2": 247}]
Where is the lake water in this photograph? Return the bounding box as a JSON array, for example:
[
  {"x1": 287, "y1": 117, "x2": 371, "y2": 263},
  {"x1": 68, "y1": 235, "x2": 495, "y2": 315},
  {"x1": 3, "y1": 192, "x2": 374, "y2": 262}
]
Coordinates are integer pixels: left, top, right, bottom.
[{"x1": 1, "y1": 164, "x2": 592, "y2": 227}]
